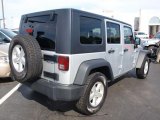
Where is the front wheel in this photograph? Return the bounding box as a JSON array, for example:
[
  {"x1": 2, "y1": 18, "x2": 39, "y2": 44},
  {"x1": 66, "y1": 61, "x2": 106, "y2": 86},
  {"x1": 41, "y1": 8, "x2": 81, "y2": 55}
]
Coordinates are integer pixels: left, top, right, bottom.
[
  {"x1": 136, "y1": 56, "x2": 150, "y2": 79},
  {"x1": 76, "y1": 72, "x2": 108, "y2": 115}
]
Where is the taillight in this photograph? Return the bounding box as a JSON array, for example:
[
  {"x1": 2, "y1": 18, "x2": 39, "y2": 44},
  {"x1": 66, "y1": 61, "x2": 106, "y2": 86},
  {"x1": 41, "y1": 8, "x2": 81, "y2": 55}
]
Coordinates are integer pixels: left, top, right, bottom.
[
  {"x1": 26, "y1": 28, "x2": 33, "y2": 34},
  {"x1": 58, "y1": 56, "x2": 69, "y2": 71}
]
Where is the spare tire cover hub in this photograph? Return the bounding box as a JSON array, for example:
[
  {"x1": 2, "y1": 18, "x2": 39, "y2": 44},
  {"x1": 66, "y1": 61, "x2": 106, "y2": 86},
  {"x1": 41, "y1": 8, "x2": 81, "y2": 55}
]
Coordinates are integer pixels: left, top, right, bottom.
[{"x1": 12, "y1": 45, "x2": 26, "y2": 72}]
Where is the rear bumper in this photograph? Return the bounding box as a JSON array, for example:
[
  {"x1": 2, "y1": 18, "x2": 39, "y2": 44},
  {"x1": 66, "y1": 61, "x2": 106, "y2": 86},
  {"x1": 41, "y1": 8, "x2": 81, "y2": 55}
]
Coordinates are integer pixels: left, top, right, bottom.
[
  {"x1": 0, "y1": 63, "x2": 10, "y2": 77},
  {"x1": 24, "y1": 78, "x2": 85, "y2": 101}
]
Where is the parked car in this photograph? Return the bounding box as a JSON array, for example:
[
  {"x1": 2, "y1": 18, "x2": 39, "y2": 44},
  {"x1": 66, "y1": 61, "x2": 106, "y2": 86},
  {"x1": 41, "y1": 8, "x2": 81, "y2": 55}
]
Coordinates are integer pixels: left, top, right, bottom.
[
  {"x1": 0, "y1": 29, "x2": 17, "y2": 77},
  {"x1": 12, "y1": 30, "x2": 19, "y2": 34},
  {"x1": 147, "y1": 41, "x2": 160, "y2": 60},
  {"x1": 135, "y1": 31, "x2": 149, "y2": 39},
  {"x1": 141, "y1": 38, "x2": 160, "y2": 50},
  {"x1": 154, "y1": 32, "x2": 160, "y2": 39},
  {"x1": 141, "y1": 32, "x2": 160, "y2": 51},
  {"x1": 9, "y1": 9, "x2": 150, "y2": 115}
]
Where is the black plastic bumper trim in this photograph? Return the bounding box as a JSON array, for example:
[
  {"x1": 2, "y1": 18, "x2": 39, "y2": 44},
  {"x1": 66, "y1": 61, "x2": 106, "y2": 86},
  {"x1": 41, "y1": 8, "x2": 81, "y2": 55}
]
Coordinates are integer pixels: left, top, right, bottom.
[
  {"x1": 43, "y1": 71, "x2": 58, "y2": 80},
  {"x1": 24, "y1": 78, "x2": 84, "y2": 101}
]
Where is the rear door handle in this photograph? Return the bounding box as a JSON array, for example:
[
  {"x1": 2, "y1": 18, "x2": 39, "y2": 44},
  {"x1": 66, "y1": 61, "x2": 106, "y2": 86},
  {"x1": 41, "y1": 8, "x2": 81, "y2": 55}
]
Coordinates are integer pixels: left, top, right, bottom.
[
  {"x1": 124, "y1": 48, "x2": 128, "y2": 52},
  {"x1": 108, "y1": 49, "x2": 115, "y2": 54}
]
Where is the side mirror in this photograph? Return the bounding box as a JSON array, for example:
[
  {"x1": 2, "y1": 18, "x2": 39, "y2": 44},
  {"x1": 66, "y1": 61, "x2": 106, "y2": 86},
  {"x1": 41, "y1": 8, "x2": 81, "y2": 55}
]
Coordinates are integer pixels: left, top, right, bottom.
[
  {"x1": 134, "y1": 37, "x2": 141, "y2": 48},
  {"x1": 135, "y1": 37, "x2": 141, "y2": 45}
]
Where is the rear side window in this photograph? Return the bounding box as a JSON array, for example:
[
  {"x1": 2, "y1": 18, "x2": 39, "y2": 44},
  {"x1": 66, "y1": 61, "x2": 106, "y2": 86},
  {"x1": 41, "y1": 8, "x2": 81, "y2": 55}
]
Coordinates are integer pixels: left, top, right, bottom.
[
  {"x1": 124, "y1": 26, "x2": 134, "y2": 44},
  {"x1": 80, "y1": 17, "x2": 102, "y2": 44},
  {"x1": 107, "y1": 22, "x2": 120, "y2": 44}
]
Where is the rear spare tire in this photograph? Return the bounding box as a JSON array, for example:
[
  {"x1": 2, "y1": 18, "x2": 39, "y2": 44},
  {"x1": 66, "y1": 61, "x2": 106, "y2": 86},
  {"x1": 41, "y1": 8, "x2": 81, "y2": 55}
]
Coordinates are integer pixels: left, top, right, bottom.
[{"x1": 9, "y1": 35, "x2": 42, "y2": 82}]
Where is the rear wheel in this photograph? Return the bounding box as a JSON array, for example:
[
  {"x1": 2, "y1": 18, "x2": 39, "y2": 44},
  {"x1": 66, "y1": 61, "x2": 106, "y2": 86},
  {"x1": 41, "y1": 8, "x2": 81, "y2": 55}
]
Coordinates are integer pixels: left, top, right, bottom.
[
  {"x1": 9, "y1": 35, "x2": 42, "y2": 82},
  {"x1": 136, "y1": 56, "x2": 150, "y2": 79},
  {"x1": 76, "y1": 72, "x2": 108, "y2": 115}
]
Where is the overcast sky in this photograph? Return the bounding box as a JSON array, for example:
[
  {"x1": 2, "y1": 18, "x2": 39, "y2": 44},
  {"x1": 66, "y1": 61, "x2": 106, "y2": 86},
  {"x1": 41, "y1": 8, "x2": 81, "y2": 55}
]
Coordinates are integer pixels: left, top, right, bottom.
[{"x1": 0, "y1": 0, "x2": 160, "y2": 28}]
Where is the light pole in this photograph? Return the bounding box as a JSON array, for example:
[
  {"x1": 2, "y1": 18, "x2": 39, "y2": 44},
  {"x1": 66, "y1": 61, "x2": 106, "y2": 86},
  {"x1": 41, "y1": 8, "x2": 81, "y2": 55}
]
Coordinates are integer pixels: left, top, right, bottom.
[
  {"x1": 1, "y1": 0, "x2": 5, "y2": 28},
  {"x1": 0, "y1": 19, "x2": 2, "y2": 28}
]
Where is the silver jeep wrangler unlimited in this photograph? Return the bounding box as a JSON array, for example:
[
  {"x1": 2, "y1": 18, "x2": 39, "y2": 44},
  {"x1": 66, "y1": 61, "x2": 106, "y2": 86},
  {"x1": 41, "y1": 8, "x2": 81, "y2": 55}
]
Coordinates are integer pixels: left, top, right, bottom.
[{"x1": 9, "y1": 9, "x2": 150, "y2": 115}]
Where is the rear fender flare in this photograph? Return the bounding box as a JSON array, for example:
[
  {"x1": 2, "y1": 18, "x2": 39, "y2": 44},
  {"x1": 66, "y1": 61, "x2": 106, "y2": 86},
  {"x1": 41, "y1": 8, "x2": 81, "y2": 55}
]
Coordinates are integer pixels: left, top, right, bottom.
[{"x1": 73, "y1": 59, "x2": 114, "y2": 85}]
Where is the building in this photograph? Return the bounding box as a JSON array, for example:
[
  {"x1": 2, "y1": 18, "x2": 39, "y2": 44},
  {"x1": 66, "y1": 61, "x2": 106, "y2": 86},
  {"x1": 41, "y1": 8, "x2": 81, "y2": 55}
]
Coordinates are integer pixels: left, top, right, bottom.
[
  {"x1": 134, "y1": 17, "x2": 140, "y2": 31},
  {"x1": 135, "y1": 9, "x2": 160, "y2": 36}
]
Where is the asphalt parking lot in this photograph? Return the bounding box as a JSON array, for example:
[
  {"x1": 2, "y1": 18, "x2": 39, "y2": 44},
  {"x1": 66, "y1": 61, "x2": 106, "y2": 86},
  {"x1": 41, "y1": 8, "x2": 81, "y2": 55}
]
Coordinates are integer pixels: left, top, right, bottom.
[{"x1": 0, "y1": 63, "x2": 160, "y2": 120}]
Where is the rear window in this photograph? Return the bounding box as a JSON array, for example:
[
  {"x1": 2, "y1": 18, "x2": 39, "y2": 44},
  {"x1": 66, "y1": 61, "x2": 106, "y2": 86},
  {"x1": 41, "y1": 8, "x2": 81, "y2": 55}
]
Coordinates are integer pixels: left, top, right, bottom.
[{"x1": 25, "y1": 14, "x2": 57, "y2": 51}]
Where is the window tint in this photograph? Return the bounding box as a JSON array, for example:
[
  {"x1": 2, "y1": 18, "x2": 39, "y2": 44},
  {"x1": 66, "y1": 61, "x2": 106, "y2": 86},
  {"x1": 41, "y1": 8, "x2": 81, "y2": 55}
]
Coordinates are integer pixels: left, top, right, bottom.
[
  {"x1": 124, "y1": 26, "x2": 134, "y2": 44},
  {"x1": 80, "y1": 17, "x2": 102, "y2": 44},
  {"x1": 36, "y1": 29, "x2": 55, "y2": 51},
  {"x1": 0, "y1": 32, "x2": 10, "y2": 43},
  {"x1": 25, "y1": 14, "x2": 57, "y2": 51},
  {"x1": 107, "y1": 22, "x2": 120, "y2": 44},
  {"x1": 31, "y1": 16, "x2": 57, "y2": 51}
]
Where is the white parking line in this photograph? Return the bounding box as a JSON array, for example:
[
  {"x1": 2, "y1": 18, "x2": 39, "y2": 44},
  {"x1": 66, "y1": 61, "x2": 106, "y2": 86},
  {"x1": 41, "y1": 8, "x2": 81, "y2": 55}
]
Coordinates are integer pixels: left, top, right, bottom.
[{"x1": 0, "y1": 83, "x2": 22, "y2": 105}]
